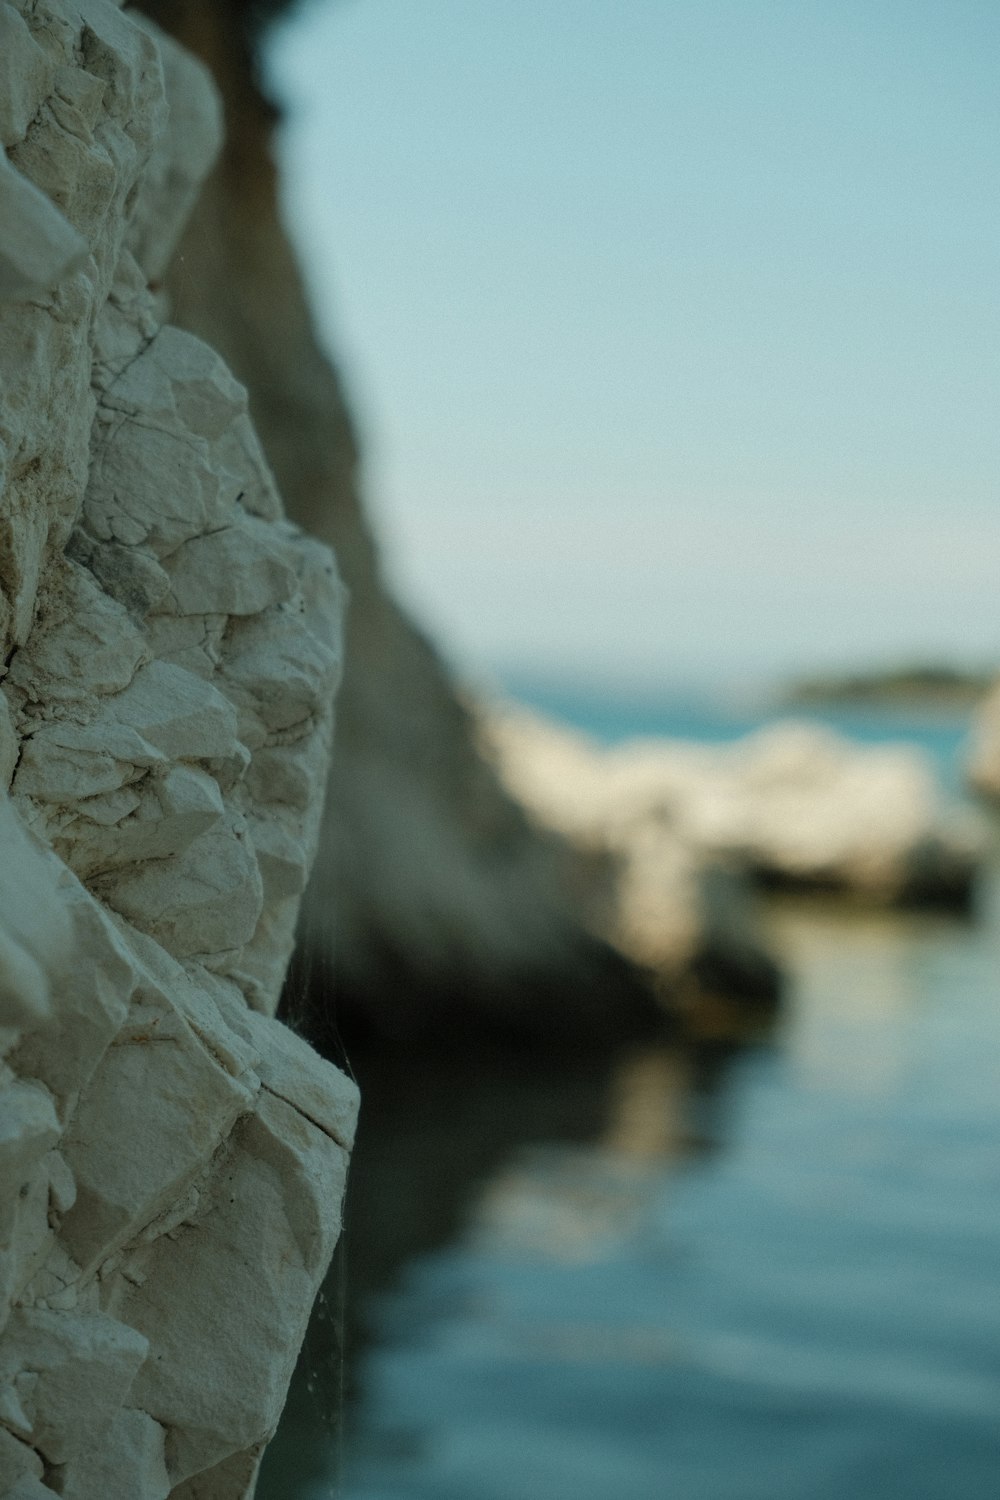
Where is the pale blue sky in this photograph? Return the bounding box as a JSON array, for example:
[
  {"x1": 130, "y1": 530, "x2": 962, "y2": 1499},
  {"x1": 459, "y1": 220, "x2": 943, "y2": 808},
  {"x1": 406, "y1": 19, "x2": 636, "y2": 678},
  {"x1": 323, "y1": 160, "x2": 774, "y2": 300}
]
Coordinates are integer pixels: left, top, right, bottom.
[{"x1": 268, "y1": 0, "x2": 999, "y2": 693}]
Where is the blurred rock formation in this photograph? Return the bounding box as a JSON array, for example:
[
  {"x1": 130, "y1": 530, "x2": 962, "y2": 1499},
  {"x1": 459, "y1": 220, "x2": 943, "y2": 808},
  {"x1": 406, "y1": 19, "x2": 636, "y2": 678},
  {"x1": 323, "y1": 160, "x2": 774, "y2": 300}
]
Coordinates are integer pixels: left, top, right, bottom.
[
  {"x1": 132, "y1": 0, "x2": 677, "y2": 1050},
  {"x1": 0, "y1": 4, "x2": 356, "y2": 1493},
  {"x1": 966, "y1": 682, "x2": 1000, "y2": 803},
  {"x1": 487, "y1": 707, "x2": 983, "y2": 919}
]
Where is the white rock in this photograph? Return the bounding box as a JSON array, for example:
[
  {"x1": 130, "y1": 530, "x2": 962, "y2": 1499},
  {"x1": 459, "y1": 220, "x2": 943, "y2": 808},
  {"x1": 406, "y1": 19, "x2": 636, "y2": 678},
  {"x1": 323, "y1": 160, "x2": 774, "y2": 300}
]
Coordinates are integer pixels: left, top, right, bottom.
[
  {"x1": 163, "y1": 518, "x2": 300, "y2": 618},
  {"x1": 4, "y1": 1477, "x2": 55, "y2": 1499},
  {"x1": 0, "y1": 4, "x2": 53, "y2": 150},
  {"x1": 0, "y1": 1306, "x2": 148, "y2": 1464},
  {"x1": 97, "y1": 817, "x2": 265, "y2": 958},
  {"x1": 487, "y1": 706, "x2": 983, "y2": 913},
  {"x1": 0, "y1": 153, "x2": 87, "y2": 301},
  {"x1": 0, "y1": 799, "x2": 73, "y2": 1033},
  {"x1": 109, "y1": 1090, "x2": 350, "y2": 1486},
  {"x1": 5, "y1": 559, "x2": 149, "y2": 708},
  {"x1": 0, "y1": 1082, "x2": 61, "y2": 1192},
  {"x1": 0, "y1": 3, "x2": 357, "y2": 1493},
  {"x1": 0, "y1": 1423, "x2": 45, "y2": 1490},
  {"x1": 59, "y1": 988, "x2": 258, "y2": 1274},
  {"x1": 168, "y1": 1444, "x2": 265, "y2": 1500},
  {"x1": 53, "y1": 1406, "x2": 171, "y2": 1500}
]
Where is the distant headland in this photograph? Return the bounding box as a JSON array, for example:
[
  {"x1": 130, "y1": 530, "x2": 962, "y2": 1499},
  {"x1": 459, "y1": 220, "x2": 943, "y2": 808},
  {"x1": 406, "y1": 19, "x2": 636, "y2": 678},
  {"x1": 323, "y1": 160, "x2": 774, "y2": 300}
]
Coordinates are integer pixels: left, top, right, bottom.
[{"x1": 779, "y1": 663, "x2": 997, "y2": 710}]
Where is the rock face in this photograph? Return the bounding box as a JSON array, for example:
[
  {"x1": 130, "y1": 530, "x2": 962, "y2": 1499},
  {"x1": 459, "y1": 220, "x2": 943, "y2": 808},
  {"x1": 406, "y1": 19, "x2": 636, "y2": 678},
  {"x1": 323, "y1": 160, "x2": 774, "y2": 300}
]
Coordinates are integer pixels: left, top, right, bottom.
[
  {"x1": 0, "y1": 4, "x2": 357, "y2": 1495},
  {"x1": 487, "y1": 707, "x2": 983, "y2": 924},
  {"x1": 130, "y1": 0, "x2": 664, "y2": 1050}
]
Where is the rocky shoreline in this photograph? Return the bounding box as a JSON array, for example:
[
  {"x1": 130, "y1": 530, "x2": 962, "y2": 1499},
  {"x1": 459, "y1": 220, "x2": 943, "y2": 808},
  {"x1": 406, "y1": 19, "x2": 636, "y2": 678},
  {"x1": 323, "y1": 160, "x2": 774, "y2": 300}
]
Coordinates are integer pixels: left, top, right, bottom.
[{"x1": 2, "y1": 2, "x2": 994, "y2": 1494}]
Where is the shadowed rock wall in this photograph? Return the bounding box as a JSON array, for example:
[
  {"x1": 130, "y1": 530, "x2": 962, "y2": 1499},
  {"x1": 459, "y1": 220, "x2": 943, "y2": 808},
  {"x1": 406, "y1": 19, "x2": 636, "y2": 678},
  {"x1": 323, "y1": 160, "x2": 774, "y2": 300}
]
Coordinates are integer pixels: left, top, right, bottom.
[{"x1": 132, "y1": 0, "x2": 665, "y2": 1053}]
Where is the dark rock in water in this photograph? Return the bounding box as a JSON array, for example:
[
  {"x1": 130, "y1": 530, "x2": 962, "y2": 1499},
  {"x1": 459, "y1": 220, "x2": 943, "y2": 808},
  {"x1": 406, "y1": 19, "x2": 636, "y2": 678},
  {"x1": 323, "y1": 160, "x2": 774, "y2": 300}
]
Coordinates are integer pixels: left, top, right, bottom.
[{"x1": 281, "y1": 928, "x2": 668, "y2": 1058}]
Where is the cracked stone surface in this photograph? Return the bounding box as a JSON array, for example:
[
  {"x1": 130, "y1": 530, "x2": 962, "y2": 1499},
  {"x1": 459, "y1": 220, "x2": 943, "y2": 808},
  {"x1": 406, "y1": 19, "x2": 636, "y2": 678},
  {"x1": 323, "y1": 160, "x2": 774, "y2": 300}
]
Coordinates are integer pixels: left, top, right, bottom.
[{"x1": 0, "y1": 3, "x2": 357, "y2": 1494}]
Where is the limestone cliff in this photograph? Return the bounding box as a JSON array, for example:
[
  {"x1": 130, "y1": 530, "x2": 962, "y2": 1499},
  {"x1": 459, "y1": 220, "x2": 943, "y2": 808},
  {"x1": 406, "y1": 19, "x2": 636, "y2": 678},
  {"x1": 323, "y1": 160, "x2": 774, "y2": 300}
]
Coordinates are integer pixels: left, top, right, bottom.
[
  {"x1": 131, "y1": 0, "x2": 664, "y2": 1050},
  {"x1": 0, "y1": 4, "x2": 356, "y2": 1494}
]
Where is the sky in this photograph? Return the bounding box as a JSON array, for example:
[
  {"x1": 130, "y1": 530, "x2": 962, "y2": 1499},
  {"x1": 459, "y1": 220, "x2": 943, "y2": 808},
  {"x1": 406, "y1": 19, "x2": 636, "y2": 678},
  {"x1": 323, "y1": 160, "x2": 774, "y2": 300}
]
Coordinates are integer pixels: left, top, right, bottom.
[{"x1": 267, "y1": 0, "x2": 999, "y2": 696}]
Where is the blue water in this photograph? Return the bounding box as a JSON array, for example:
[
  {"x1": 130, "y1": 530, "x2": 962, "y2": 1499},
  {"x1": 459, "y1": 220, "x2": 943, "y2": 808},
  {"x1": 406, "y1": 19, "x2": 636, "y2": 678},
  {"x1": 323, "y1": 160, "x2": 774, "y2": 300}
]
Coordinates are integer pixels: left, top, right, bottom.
[{"x1": 303, "y1": 693, "x2": 1000, "y2": 1500}]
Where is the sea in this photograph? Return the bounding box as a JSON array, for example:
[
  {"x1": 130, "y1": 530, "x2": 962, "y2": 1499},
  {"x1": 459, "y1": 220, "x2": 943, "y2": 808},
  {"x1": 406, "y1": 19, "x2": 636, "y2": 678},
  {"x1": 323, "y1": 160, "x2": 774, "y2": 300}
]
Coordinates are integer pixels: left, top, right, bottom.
[{"x1": 259, "y1": 688, "x2": 1000, "y2": 1500}]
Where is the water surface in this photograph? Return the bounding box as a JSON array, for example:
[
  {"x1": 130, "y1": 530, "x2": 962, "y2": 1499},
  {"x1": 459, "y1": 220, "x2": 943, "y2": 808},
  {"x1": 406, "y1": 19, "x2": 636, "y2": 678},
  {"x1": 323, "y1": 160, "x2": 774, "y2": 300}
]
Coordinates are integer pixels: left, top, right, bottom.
[
  {"x1": 262, "y1": 700, "x2": 1000, "y2": 1499},
  {"x1": 325, "y1": 875, "x2": 1000, "y2": 1499}
]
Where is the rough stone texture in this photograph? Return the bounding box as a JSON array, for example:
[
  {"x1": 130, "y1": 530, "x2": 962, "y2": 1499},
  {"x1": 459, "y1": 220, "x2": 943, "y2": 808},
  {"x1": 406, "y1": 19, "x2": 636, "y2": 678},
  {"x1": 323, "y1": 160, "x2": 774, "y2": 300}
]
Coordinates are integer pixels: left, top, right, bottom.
[
  {"x1": 0, "y1": 4, "x2": 357, "y2": 1494},
  {"x1": 486, "y1": 706, "x2": 984, "y2": 931},
  {"x1": 966, "y1": 683, "x2": 1000, "y2": 803},
  {"x1": 131, "y1": 0, "x2": 666, "y2": 1050}
]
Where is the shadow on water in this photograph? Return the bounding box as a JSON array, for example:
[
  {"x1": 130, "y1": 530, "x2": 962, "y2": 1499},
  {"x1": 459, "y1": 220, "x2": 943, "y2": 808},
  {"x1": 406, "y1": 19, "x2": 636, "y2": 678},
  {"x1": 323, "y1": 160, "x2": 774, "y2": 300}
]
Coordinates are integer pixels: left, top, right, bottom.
[{"x1": 258, "y1": 1025, "x2": 761, "y2": 1498}]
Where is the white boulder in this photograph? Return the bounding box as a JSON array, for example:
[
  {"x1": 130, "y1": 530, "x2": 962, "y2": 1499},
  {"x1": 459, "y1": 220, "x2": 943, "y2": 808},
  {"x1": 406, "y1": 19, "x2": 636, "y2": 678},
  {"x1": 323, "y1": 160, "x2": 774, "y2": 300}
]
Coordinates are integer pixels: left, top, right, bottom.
[
  {"x1": 481, "y1": 707, "x2": 781, "y2": 1023},
  {"x1": 487, "y1": 706, "x2": 983, "y2": 940}
]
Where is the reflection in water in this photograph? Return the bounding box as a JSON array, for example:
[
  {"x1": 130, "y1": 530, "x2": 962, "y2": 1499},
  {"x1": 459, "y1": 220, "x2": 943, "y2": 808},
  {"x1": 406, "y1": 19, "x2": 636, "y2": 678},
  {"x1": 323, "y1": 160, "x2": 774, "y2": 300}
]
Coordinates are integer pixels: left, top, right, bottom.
[
  {"x1": 604, "y1": 1047, "x2": 687, "y2": 1162},
  {"x1": 258, "y1": 1042, "x2": 670, "y2": 1496},
  {"x1": 467, "y1": 1148, "x2": 660, "y2": 1265},
  {"x1": 773, "y1": 905, "x2": 937, "y2": 1095},
  {"x1": 262, "y1": 872, "x2": 1000, "y2": 1500},
  {"x1": 465, "y1": 1044, "x2": 742, "y2": 1267}
]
